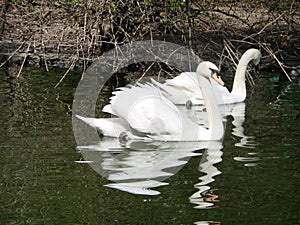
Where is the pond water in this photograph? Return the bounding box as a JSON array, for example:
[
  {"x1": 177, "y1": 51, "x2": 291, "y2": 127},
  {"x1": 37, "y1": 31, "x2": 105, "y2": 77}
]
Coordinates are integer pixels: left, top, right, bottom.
[{"x1": 0, "y1": 66, "x2": 299, "y2": 225}]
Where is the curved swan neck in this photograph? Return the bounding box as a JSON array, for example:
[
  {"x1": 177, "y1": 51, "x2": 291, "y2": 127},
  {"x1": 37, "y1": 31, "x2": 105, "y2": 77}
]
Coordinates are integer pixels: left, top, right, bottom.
[
  {"x1": 231, "y1": 50, "x2": 256, "y2": 100},
  {"x1": 198, "y1": 75, "x2": 224, "y2": 140}
]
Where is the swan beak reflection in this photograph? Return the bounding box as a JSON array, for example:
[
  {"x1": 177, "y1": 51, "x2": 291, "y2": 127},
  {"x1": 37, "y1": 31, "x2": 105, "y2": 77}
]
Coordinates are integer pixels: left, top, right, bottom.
[{"x1": 211, "y1": 72, "x2": 225, "y2": 86}]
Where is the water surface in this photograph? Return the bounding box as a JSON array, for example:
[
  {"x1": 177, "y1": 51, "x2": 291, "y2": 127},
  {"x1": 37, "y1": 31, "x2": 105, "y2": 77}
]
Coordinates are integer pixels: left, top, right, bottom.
[{"x1": 0, "y1": 67, "x2": 299, "y2": 224}]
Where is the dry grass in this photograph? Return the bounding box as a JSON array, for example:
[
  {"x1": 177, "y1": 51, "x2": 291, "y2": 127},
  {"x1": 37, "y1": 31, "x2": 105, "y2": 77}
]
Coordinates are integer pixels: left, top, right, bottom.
[{"x1": 0, "y1": 0, "x2": 299, "y2": 83}]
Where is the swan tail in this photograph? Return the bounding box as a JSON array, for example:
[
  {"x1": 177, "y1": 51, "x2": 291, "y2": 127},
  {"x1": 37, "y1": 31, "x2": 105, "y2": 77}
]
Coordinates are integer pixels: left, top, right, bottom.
[
  {"x1": 75, "y1": 115, "x2": 129, "y2": 137},
  {"x1": 102, "y1": 104, "x2": 113, "y2": 114},
  {"x1": 75, "y1": 115, "x2": 98, "y2": 128}
]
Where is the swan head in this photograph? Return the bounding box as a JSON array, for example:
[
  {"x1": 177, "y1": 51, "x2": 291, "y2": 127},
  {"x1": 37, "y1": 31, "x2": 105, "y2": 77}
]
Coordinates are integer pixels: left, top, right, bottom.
[
  {"x1": 248, "y1": 49, "x2": 262, "y2": 66},
  {"x1": 196, "y1": 61, "x2": 225, "y2": 86},
  {"x1": 243, "y1": 49, "x2": 262, "y2": 73},
  {"x1": 252, "y1": 49, "x2": 262, "y2": 73}
]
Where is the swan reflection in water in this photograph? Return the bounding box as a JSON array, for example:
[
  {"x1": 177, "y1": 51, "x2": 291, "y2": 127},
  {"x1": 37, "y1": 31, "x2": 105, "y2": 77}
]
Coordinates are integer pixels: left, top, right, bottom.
[
  {"x1": 229, "y1": 102, "x2": 261, "y2": 167},
  {"x1": 189, "y1": 141, "x2": 223, "y2": 209},
  {"x1": 180, "y1": 101, "x2": 260, "y2": 168},
  {"x1": 194, "y1": 221, "x2": 221, "y2": 225},
  {"x1": 75, "y1": 103, "x2": 256, "y2": 198},
  {"x1": 179, "y1": 102, "x2": 257, "y2": 148},
  {"x1": 76, "y1": 138, "x2": 223, "y2": 196}
]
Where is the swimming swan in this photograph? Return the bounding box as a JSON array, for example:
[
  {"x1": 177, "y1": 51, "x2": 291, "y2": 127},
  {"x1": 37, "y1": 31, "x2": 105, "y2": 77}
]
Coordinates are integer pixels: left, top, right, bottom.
[
  {"x1": 76, "y1": 61, "x2": 225, "y2": 141},
  {"x1": 151, "y1": 48, "x2": 261, "y2": 105}
]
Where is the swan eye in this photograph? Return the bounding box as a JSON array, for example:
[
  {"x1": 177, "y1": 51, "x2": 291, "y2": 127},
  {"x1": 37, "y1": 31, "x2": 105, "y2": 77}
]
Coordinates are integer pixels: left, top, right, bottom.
[
  {"x1": 209, "y1": 68, "x2": 221, "y2": 76},
  {"x1": 210, "y1": 68, "x2": 225, "y2": 86}
]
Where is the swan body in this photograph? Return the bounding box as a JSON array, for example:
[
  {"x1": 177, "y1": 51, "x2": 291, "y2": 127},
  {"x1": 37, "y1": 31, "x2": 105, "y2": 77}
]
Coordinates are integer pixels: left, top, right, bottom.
[
  {"x1": 152, "y1": 48, "x2": 261, "y2": 105},
  {"x1": 76, "y1": 61, "x2": 224, "y2": 141}
]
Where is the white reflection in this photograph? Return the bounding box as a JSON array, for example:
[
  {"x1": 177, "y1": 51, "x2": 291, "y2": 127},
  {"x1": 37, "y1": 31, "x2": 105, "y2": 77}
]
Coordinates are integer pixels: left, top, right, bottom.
[
  {"x1": 194, "y1": 221, "x2": 221, "y2": 225},
  {"x1": 230, "y1": 103, "x2": 260, "y2": 166},
  {"x1": 230, "y1": 102, "x2": 257, "y2": 148},
  {"x1": 190, "y1": 141, "x2": 223, "y2": 209},
  {"x1": 76, "y1": 139, "x2": 216, "y2": 195},
  {"x1": 186, "y1": 103, "x2": 259, "y2": 209}
]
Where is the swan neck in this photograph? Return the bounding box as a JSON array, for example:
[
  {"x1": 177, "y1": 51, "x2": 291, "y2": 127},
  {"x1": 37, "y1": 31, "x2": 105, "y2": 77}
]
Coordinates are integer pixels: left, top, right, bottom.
[
  {"x1": 198, "y1": 76, "x2": 224, "y2": 140},
  {"x1": 231, "y1": 53, "x2": 253, "y2": 99}
]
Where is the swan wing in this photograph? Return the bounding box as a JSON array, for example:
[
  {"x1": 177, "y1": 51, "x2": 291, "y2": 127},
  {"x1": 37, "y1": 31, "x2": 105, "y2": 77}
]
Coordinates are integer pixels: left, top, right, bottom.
[
  {"x1": 151, "y1": 78, "x2": 196, "y2": 105},
  {"x1": 165, "y1": 72, "x2": 203, "y2": 94},
  {"x1": 110, "y1": 83, "x2": 188, "y2": 135},
  {"x1": 152, "y1": 73, "x2": 205, "y2": 104}
]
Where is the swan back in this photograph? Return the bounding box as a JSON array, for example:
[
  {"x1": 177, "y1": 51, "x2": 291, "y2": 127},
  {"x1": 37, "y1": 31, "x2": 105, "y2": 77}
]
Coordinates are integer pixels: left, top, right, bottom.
[{"x1": 108, "y1": 83, "x2": 201, "y2": 139}]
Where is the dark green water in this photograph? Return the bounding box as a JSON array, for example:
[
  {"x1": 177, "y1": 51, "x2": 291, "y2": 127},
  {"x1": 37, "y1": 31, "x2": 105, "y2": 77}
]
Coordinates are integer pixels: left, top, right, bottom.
[{"x1": 0, "y1": 67, "x2": 299, "y2": 225}]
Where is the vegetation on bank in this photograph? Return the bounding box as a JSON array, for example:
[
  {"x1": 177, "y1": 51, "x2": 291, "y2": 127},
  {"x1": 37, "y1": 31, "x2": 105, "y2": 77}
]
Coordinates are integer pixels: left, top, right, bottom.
[{"x1": 0, "y1": 0, "x2": 299, "y2": 81}]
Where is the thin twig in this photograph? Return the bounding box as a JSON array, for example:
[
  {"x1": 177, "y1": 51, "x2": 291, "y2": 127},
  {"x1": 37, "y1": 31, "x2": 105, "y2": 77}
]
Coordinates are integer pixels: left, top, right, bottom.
[
  {"x1": 54, "y1": 55, "x2": 78, "y2": 88},
  {"x1": 136, "y1": 62, "x2": 155, "y2": 83},
  {"x1": 0, "y1": 42, "x2": 24, "y2": 67},
  {"x1": 224, "y1": 41, "x2": 238, "y2": 68},
  {"x1": 224, "y1": 40, "x2": 255, "y2": 87},
  {"x1": 261, "y1": 43, "x2": 292, "y2": 82},
  {"x1": 242, "y1": 13, "x2": 284, "y2": 41},
  {"x1": 17, "y1": 42, "x2": 31, "y2": 78},
  {"x1": 41, "y1": 37, "x2": 49, "y2": 71}
]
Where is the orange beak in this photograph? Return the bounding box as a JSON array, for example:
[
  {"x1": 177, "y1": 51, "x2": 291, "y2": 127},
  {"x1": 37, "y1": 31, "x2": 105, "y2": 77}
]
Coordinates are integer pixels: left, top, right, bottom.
[{"x1": 212, "y1": 72, "x2": 225, "y2": 86}]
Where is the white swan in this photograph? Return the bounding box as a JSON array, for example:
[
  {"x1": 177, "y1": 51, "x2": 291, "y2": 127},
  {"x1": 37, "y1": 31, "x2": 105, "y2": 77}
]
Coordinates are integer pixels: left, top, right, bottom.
[
  {"x1": 76, "y1": 61, "x2": 224, "y2": 141},
  {"x1": 151, "y1": 48, "x2": 261, "y2": 105}
]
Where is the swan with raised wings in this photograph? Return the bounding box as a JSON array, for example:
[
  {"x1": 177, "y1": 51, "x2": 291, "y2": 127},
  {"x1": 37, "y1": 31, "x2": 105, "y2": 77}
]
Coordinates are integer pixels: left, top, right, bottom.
[
  {"x1": 76, "y1": 61, "x2": 225, "y2": 141},
  {"x1": 151, "y1": 48, "x2": 261, "y2": 105}
]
